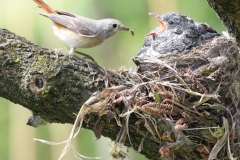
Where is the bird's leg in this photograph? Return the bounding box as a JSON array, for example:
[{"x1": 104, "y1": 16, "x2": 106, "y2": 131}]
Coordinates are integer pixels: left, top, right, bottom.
[
  {"x1": 69, "y1": 47, "x2": 76, "y2": 55},
  {"x1": 70, "y1": 47, "x2": 96, "y2": 64},
  {"x1": 69, "y1": 48, "x2": 110, "y2": 86},
  {"x1": 74, "y1": 51, "x2": 97, "y2": 64}
]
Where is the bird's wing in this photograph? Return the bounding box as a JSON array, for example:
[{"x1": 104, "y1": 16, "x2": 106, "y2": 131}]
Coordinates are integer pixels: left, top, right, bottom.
[{"x1": 37, "y1": 11, "x2": 98, "y2": 37}]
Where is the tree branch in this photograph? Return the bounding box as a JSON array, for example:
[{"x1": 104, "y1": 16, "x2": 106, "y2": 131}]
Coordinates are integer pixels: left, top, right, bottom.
[
  {"x1": 0, "y1": 28, "x2": 109, "y2": 123},
  {"x1": 0, "y1": 28, "x2": 160, "y2": 159},
  {"x1": 207, "y1": 0, "x2": 240, "y2": 42}
]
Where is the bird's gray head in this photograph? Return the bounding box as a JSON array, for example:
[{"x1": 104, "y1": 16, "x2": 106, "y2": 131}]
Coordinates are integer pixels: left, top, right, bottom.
[
  {"x1": 97, "y1": 19, "x2": 134, "y2": 40},
  {"x1": 159, "y1": 12, "x2": 195, "y2": 30}
]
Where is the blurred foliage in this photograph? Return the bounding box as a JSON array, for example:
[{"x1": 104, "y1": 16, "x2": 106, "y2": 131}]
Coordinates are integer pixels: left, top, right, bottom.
[{"x1": 0, "y1": 0, "x2": 225, "y2": 160}]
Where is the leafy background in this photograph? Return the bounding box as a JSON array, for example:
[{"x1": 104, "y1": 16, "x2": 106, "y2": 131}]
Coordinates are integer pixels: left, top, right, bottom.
[{"x1": 0, "y1": 0, "x2": 225, "y2": 159}]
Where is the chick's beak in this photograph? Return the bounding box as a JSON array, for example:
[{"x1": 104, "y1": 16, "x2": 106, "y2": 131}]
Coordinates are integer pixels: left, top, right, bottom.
[
  {"x1": 119, "y1": 26, "x2": 134, "y2": 36},
  {"x1": 146, "y1": 13, "x2": 167, "y2": 36}
]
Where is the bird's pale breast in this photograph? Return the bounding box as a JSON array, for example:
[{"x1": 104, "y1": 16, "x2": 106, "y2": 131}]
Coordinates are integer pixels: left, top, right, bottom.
[{"x1": 52, "y1": 24, "x2": 103, "y2": 48}]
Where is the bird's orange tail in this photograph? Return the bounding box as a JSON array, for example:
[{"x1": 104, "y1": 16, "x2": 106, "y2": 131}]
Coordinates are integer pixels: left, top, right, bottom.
[{"x1": 33, "y1": 0, "x2": 56, "y2": 13}]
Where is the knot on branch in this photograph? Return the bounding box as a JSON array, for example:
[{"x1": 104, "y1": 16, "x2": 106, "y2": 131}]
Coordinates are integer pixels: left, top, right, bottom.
[{"x1": 28, "y1": 74, "x2": 47, "y2": 96}]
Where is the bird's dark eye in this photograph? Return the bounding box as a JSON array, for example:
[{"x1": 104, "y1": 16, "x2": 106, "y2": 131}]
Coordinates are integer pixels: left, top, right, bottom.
[
  {"x1": 168, "y1": 20, "x2": 174, "y2": 25},
  {"x1": 112, "y1": 24, "x2": 117, "y2": 28}
]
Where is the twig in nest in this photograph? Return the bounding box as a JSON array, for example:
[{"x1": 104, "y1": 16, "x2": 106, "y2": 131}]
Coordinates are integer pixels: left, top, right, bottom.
[
  {"x1": 187, "y1": 69, "x2": 208, "y2": 94},
  {"x1": 135, "y1": 116, "x2": 161, "y2": 142},
  {"x1": 34, "y1": 85, "x2": 128, "y2": 160},
  {"x1": 208, "y1": 117, "x2": 236, "y2": 159}
]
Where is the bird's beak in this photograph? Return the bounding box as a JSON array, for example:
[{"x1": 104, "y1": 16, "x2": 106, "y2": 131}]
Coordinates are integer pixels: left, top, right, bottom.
[
  {"x1": 119, "y1": 26, "x2": 134, "y2": 36},
  {"x1": 146, "y1": 13, "x2": 167, "y2": 36}
]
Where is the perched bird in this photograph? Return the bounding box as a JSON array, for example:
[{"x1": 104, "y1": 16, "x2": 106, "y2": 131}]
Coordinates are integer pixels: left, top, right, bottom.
[
  {"x1": 137, "y1": 12, "x2": 220, "y2": 56},
  {"x1": 33, "y1": 0, "x2": 134, "y2": 57}
]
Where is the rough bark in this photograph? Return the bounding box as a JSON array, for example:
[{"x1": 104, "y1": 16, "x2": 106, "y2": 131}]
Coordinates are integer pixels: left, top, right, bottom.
[
  {"x1": 0, "y1": 28, "x2": 108, "y2": 124},
  {"x1": 0, "y1": 28, "x2": 160, "y2": 159},
  {"x1": 207, "y1": 0, "x2": 240, "y2": 43}
]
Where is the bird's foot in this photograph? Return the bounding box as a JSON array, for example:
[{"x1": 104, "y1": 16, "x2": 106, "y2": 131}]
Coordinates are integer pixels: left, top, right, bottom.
[
  {"x1": 74, "y1": 50, "x2": 97, "y2": 64},
  {"x1": 74, "y1": 51, "x2": 109, "y2": 81}
]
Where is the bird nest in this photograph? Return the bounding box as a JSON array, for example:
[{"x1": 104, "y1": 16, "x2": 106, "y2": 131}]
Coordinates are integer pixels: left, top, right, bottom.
[
  {"x1": 30, "y1": 10, "x2": 240, "y2": 159},
  {"x1": 73, "y1": 35, "x2": 240, "y2": 159},
  {"x1": 128, "y1": 35, "x2": 240, "y2": 159},
  {"x1": 56, "y1": 35, "x2": 240, "y2": 159}
]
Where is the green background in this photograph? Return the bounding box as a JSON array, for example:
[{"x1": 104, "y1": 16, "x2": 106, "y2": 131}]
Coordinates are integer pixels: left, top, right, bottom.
[{"x1": 0, "y1": 0, "x2": 225, "y2": 160}]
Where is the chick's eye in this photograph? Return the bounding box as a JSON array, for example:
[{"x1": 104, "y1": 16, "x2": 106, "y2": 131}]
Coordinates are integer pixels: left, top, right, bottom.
[
  {"x1": 112, "y1": 24, "x2": 117, "y2": 28},
  {"x1": 168, "y1": 20, "x2": 174, "y2": 25}
]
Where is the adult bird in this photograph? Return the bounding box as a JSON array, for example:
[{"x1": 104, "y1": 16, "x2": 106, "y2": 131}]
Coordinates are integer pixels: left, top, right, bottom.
[{"x1": 33, "y1": 0, "x2": 134, "y2": 58}]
